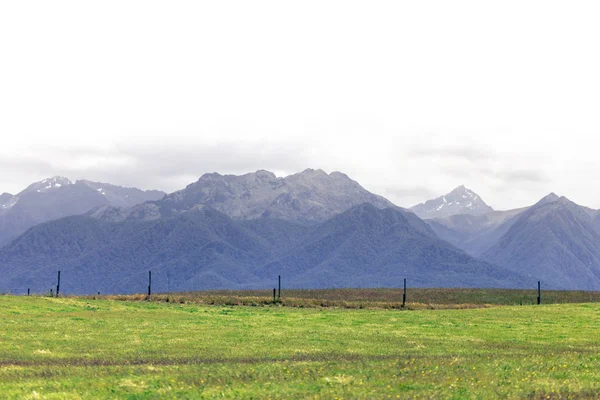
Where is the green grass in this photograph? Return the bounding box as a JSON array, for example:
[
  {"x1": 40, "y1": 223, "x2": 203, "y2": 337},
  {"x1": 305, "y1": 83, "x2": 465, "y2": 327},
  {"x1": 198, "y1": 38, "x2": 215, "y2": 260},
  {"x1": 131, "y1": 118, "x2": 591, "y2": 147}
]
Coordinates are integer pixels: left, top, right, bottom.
[{"x1": 2, "y1": 295, "x2": 600, "y2": 398}]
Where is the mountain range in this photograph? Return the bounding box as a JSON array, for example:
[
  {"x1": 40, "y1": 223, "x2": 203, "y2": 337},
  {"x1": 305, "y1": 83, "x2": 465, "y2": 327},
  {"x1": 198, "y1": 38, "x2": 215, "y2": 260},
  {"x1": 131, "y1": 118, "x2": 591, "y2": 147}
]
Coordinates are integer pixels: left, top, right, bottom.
[
  {"x1": 0, "y1": 203, "x2": 529, "y2": 294},
  {"x1": 419, "y1": 189, "x2": 600, "y2": 289},
  {"x1": 0, "y1": 177, "x2": 165, "y2": 247},
  {"x1": 0, "y1": 170, "x2": 599, "y2": 293}
]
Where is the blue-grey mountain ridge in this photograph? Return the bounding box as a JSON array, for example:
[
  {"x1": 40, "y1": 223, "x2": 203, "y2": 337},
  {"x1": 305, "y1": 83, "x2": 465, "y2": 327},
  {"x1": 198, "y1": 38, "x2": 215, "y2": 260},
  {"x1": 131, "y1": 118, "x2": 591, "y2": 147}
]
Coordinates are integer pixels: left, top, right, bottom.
[{"x1": 1, "y1": 170, "x2": 599, "y2": 293}]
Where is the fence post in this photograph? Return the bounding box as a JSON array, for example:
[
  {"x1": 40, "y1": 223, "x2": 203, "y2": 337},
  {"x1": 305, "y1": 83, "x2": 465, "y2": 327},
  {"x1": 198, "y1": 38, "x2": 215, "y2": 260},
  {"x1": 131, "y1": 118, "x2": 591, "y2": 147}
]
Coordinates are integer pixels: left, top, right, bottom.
[
  {"x1": 27, "y1": 288, "x2": 30, "y2": 296},
  {"x1": 402, "y1": 278, "x2": 407, "y2": 308},
  {"x1": 56, "y1": 271, "x2": 61, "y2": 297},
  {"x1": 148, "y1": 271, "x2": 152, "y2": 296},
  {"x1": 537, "y1": 281, "x2": 541, "y2": 305},
  {"x1": 50, "y1": 288, "x2": 53, "y2": 297},
  {"x1": 273, "y1": 288, "x2": 276, "y2": 302},
  {"x1": 278, "y1": 275, "x2": 281, "y2": 299}
]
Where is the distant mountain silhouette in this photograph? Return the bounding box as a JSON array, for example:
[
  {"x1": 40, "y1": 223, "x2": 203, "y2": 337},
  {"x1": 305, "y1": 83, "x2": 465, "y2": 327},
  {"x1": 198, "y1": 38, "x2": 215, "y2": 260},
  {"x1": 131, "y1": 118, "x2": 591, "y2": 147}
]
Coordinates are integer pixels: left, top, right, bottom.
[
  {"x1": 482, "y1": 195, "x2": 600, "y2": 289},
  {"x1": 0, "y1": 204, "x2": 529, "y2": 294},
  {"x1": 411, "y1": 185, "x2": 493, "y2": 219},
  {"x1": 427, "y1": 208, "x2": 527, "y2": 256},
  {"x1": 0, "y1": 177, "x2": 165, "y2": 246}
]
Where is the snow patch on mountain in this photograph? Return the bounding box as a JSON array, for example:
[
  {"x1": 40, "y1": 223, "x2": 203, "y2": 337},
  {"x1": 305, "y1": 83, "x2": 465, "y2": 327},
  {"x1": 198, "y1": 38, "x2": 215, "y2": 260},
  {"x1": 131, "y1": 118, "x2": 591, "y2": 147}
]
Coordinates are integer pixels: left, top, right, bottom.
[
  {"x1": 26, "y1": 177, "x2": 73, "y2": 194},
  {"x1": 0, "y1": 193, "x2": 16, "y2": 212},
  {"x1": 0, "y1": 177, "x2": 166, "y2": 246},
  {"x1": 410, "y1": 185, "x2": 493, "y2": 219}
]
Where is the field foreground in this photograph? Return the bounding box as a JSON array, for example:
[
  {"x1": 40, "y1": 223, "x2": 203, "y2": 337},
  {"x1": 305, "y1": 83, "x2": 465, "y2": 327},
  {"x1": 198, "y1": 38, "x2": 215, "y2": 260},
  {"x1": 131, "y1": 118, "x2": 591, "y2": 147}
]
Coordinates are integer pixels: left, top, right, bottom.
[{"x1": 1, "y1": 296, "x2": 600, "y2": 399}]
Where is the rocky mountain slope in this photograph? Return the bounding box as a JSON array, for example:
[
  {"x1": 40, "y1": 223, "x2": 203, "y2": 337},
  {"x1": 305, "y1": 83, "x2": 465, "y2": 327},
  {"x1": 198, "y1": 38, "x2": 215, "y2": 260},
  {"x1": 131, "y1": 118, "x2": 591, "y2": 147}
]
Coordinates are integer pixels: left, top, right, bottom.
[
  {"x1": 410, "y1": 185, "x2": 493, "y2": 219},
  {"x1": 0, "y1": 177, "x2": 165, "y2": 246},
  {"x1": 482, "y1": 194, "x2": 600, "y2": 289},
  {"x1": 92, "y1": 169, "x2": 396, "y2": 224}
]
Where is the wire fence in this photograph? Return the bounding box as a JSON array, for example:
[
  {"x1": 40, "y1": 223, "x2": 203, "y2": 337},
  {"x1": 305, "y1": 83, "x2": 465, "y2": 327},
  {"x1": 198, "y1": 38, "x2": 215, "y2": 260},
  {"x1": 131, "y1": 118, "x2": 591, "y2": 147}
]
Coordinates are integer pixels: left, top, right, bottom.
[{"x1": 0, "y1": 272, "x2": 581, "y2": 308}]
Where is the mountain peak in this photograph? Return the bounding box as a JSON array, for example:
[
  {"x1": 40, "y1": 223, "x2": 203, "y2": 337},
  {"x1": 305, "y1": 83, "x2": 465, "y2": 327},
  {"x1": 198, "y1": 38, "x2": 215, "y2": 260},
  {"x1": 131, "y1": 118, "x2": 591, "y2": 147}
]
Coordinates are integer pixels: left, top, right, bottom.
[
  {"x1": 536, "y1": 192, "x2": 561, "y2": 205},
  {"x1": 297, "y1": 168, "x2": 329, "y2": 178},
  {"x1": 254, "y1": 169, "x2": 277, "y2": 179},
  {"x1": 329, "y1": 171, "x2": 350, "y2": 179},
  {"x1": 23, "y1": 176, "x2": 73, "y2": 194},
  {"x1": 531, "y1": 193, "x2": 584, "y2": 212},
  {"x1": 410, "y1": 186, "x2": 493, "y2": 219},
  {"x1": 448, "y1": 185, "x2": 478, "y2": 198},
  {"x1": 43, "y1": 176, "x2": 73, "y2": 185},
  {"x1": 198, "y1": 172, "x2": 223, "y2": 180}
]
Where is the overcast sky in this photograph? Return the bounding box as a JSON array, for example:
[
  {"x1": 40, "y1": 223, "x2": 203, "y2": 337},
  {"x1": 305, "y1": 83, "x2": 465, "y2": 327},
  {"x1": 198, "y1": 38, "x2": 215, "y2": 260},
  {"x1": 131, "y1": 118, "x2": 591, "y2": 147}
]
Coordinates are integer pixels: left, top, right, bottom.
[{"x1": 1, "y1": 1, "x2": 600, "y2": 210}]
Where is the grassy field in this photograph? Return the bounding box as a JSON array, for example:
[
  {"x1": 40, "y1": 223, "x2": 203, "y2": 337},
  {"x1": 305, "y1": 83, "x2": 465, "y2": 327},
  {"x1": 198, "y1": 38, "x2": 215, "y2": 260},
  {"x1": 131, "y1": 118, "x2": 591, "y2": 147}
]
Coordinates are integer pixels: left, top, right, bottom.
[
  {"x1": 2, "y1": 295, "x2": 600, "y2": 399},
  {"x1": 93, "y1": 287, "x2": 600, "y2": 309}
]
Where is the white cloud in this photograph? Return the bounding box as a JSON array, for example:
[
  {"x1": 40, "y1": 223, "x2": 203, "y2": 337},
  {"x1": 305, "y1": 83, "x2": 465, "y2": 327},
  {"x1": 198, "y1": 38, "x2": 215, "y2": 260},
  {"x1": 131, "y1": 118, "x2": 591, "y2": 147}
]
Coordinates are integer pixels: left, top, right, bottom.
[{"x1": 1, "y1": 1, "x2": 600, "y2": 209}]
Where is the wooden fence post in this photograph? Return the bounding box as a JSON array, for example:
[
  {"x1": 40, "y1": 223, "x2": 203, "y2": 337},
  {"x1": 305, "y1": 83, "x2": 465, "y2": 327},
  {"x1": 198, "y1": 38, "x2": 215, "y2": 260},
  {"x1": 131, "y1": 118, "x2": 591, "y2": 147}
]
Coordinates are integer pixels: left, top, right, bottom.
[
  {"x1": 278, "y1": 275, "x2": 281, "y2": 299},
  {"x1": 402, "y1": 278, "x2": 407, "y2": 308},
  {"x1": 537, "y1": 281, "x2": 541, "y2": 305},
  {"x1": 148, "y1": 271, "x2": 152, "y2": 296},
  {"x1": 56, "y1": 271, "x2": 61, "y2": 297}
]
